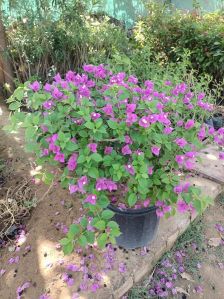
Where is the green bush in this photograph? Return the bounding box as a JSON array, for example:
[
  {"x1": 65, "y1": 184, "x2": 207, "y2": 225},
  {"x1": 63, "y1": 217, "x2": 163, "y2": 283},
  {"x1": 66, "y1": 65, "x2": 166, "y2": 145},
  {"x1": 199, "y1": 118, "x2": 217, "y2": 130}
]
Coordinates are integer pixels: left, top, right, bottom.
[
  {"x1": 134, "y1": 1, "x2": 224, "y2": 82},
  {"x1": 5, "y1": 1, "x2": 129, "y2": 83}
]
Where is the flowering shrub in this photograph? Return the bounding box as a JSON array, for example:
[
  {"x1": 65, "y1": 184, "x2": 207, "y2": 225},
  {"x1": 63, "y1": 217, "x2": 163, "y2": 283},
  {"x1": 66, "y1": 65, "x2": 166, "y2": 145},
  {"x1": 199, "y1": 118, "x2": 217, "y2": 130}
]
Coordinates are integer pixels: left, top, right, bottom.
[{"x1": 6, "y1": 64, "x2": 224, "y2": 253}]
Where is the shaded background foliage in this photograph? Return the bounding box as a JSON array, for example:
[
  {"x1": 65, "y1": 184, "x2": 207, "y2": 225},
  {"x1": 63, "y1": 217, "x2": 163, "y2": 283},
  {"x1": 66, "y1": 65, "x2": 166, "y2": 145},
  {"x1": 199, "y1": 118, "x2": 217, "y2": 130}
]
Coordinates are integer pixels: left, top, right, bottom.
[{"x1": 1, "y1": 0, "x2": 224, "y2": 98}]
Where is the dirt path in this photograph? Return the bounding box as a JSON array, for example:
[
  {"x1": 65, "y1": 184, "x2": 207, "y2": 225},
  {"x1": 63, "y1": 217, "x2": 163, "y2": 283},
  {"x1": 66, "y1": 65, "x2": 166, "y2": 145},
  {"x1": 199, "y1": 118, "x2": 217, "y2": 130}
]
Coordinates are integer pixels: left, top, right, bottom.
[{"x1": 0, "y1": 104, "x2": 88, "y2": 298}]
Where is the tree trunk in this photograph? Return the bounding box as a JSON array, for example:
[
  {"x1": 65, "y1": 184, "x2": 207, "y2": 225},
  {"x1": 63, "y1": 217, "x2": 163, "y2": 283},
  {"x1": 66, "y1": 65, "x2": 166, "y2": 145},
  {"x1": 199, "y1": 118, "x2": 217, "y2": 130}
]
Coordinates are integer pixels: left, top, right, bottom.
[{"x1": 0, "y1": 10, "x2": 14, "y2": 98}]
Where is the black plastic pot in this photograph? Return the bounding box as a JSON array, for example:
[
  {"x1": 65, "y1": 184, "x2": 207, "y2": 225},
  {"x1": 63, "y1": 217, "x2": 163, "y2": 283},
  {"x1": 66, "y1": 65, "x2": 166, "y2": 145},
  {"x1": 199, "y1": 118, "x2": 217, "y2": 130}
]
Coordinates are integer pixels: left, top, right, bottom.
[
  {"x1": 108, "y1": 204, "x2": 159, "y2": 249},
  {"x1": 205, "y1": 113, "x2": 224, "y2": 130}
]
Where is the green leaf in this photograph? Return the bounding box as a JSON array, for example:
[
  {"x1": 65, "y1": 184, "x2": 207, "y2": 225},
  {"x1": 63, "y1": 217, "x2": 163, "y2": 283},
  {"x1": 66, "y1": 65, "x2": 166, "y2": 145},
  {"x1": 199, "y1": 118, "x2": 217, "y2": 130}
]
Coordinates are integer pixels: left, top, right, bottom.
[
  {"x1": 80, "y1": 217, "x2": 88, "y2": 228},
  {"x1": 63, "y1": 242, "x2": 74, "y2": 255},
  {"x1": 107, "y1": 120, "x2": 118, "y2": 129},
  {"x1": 14, "y1": 87, "x2": 24, "y2": 101},
  {"x1": 60, "y1": 238, "x2": 70, "y2": 246},
  {"x1": 66, "y1": 141, "x2": 78, "y2": 151},
  {"x1": 25, "y1": 126, "x2": 36, "y2": 140},
  {"x1": 128, "y1": 193, "x2": 137, "y2": 207},
  {"x1": 79, "y1": 130, "x2": 88, "y2": 137},
  {"x1": 9, "y1": 101, "x2": 21, "y2": 111},
  {"x1": 85, "y1": 231, "x2": 95, "y2": 244},
  {"x1": 93, "y1": 220, "x2": 106, "y2": 230},
  {"x1": 84, "y1": 122, "x2": 95, "y2": 129},
  {"x1": 42, "y1": 172, "x2": 54, "y2": 185},
  {"x1": 98, "y1": 195, "x2": 110, "y2": 208},
  {"x1": 68, "y1": 224, "x2": 80, "y2": 237},
  {"x1": 78, "y1": 235, "x2": 88, "y2": 247},
  {"x1": 88, "y1": 167, "x2": 99, "y2": 178},
  {"x1": 97, "y1": 233, "x2": 108, "y2": 249},
  {"x1": 107, "y1": 221, "x2": 119, "y2": 229},
  {"x1": 101, "y1": 209, "x2": 114, "y2": 220},
  {"x1": 91, "y1": 153, "x2": 103, "y2": 162},
  {"x1": 77, "y1": 155, "x2": 86, "y2": 163}
]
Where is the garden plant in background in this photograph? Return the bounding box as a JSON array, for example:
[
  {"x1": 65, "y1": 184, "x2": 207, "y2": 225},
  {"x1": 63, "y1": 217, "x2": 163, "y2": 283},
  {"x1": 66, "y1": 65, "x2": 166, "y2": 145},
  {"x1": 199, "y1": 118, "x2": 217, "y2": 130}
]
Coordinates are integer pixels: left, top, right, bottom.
[
  {"x1": 6, "y1": 64, "x2": 224, "y2": 253},
  {"x1": 134, "y1": 1, "x2": 224, "y2": 85}
]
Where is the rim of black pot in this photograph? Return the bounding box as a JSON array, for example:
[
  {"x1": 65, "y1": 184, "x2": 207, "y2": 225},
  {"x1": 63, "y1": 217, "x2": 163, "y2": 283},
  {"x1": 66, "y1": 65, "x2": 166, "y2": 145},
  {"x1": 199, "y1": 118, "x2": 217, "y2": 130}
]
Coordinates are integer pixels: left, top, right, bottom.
[{"x1": 108, "y1": 203, "x2": 157, "y2": 215}]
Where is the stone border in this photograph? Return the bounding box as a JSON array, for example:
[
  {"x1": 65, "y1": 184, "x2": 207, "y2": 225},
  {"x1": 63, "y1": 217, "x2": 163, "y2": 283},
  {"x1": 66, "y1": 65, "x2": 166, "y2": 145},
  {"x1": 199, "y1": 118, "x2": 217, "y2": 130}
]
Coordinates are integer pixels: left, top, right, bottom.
[{"x1": 94, "y1": 177, "x2": 224, "y2": 299}]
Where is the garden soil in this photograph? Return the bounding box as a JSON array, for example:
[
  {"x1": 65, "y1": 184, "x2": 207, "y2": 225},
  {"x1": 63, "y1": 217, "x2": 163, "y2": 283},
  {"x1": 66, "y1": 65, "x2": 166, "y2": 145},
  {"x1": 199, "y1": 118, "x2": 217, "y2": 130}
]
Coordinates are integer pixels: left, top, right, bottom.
[{"x1": 0, "y1": 102, "x2": 224, "y2": 299}]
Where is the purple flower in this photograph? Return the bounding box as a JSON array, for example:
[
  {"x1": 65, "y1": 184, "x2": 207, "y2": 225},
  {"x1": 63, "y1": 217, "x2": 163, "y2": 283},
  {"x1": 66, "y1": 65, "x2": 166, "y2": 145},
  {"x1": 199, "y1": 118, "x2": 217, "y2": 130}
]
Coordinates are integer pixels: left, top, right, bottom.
[
  {"x1": 67, "y1": 154, "x2": 77, "y2": 171},
  {"x1": 175, "y1": 155, "x2": 185, "y2": 165},
  {"x1": 173, "y1": 185, "x2": 183, "y2": 194},
  {"x1": 96, "y1": 178, "x2": 117, "y2": 191},
  {"x1": 148, "y1": 166, "x2": 154, "y2": 175},
  {"x1": 54, "y1": 152, "x2": 65, "y2": 163},
  {"x1": 67, "y1": 278, "x2": 75, "y2": 287},
  {"x1": 177, "y1": 120, "x2": 183, "y2": 127},
  {"x1": 42, "y1": 148, "x2": 49, "y2": 156},
  {"x1": 54, "y1": 73, "x2": 62, "y2": 82},
  {"x1": 29, "y1": 81, "x2": 40, "y2": 92},
  {"x1": 125, "y1": 164, "x2": 135, "y2": 175},
  {"x1": 91, "y1": 112, "x2": 101, "y2": 120},
  {"x1": 106, "y1": 180, "x2": 117, "y2": 192},
  {"x1": 72, "y1": 293, "x2": 80, "y2": 299},
  {"x1": 69, "y1": 184, "x2": 79, "y2": 194},
  {"x1": 39, "y1": 294, "x2": 51, "y2": 299},
  {"x1": 165, "y1": 281, "x2": 173, "y2": 289},
  {"x1": 143, "y1": 198, "x2": 151, "y2": 207},
  {"x1": 84, "y1": 194, "x2": 97, "y2": 205},
  {"x1": 194, "y1": 285, "x2": 203, "y2": 294},
  {"x1": 182, "y1": 182, "x2": 190, "y2": 192},
  {"x1": 44, "y1": 83, "x2": 52, "y2": 92},
  {"x1": 88, "y1": 143, "x2": 97, "y2": 153},
  {"x1": 215, "y1": 223, "x2": 224, "y2": 233},
  {"x1": 185, "y1": 119, "x2": 195, "y2": 129},
  {"x1": 151, "y1": 146, "x2": 161, "y2": 156},
  {"x1": 78, "y1": 85, "x2": 90, "y2": 98},
  {"x1": 52, "y1": 87, "x2": 63, "y2": 100},
  {"x1": 198, "y1": 126, "x2": 206, "y2": 141},
  {"x1": 78, "y1": 176, "x2": 88, "y2": 190},
  {"x1": 43, "y1": 100, "x2": 54, "y2": 110},
  {"x1": 177, "y1": 200, "x2": 189, "y2": 213},
  {"x1": 102, "y1": 104, "x2": 113, "y2": 116},
  {"x1": 156, "y1": 209, "x2": 164, "y2": 217},
  {"x1": 139, "y1": 116, "x2": 150, "y2": 128},
  {"x1": 49, "y1": 143, "x2": 60, "y2": 154},
  {"x1": 126, "y1": 104, "x2": 136, "y2": 113},
  {"x1": 163, "y1": 127, "x2": 173, "y2": 134},
  {"x1": 122, "y1": 145, "x2": 132, "y2": 155},
  {"x1": 16, "y1": 282, "x2": 30, "y2": 299},
  {"x1": 90, "y1": 283, "x2": 100, "y2": 292},
  {"x1": 175, "y1": 138, "x2": 187, "y2": 148},
  {"x1": 198, "y1": 92, "x2": 205, "y2": 100},
  {"x1": 119, "y1": 262, "x2": 127, "y2": 273},
  {"x1": 104, "y1": 146, "x2": 113, "y2": 154},
  {"x1": 219, "y1": 152, "x2": 224, "y2": 160},
  {"x1": 83, "y1": 64, "x2": 96, "y2": 73},
  {"x1": 96, "y1": 178, "x2": 107, "y2": 191},
  {"x1": 124, "y1": 135, "x2": 133, "y2": 144},
  {"x1": 185, "y1": 159, "x2": 194, "y2": 170},
  {"x1": 8, "y1": 256, "x2": 20, "y2": 264},
  {"x1": 128, "y1": 75, "x2": 138, "y2": 84},
  {"x1": 126, "y1": 113, "x2": 138, "y2": 126},
  {"x1": 185, "y1": 151, "x2": 196, "y2": 158},
  {"x1": 0, "y1": 269, "x2": 6, "y2": 277},
  {"x1": 145, "y1": 80, "x2": 154, "y2": 89}
]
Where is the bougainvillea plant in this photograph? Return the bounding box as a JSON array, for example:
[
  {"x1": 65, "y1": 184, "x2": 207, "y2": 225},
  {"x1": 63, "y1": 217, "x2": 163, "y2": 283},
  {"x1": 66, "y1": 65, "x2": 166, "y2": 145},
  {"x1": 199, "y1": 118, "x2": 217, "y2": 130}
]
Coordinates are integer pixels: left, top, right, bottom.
[{"x1": 6, "y1": 64, "x2": 224, "y2": 254}]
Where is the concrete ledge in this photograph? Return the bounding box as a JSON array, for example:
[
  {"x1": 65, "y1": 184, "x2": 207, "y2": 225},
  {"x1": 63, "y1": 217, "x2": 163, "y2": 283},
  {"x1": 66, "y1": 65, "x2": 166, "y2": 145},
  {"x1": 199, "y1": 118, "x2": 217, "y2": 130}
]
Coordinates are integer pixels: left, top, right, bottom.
[{"x1": 95, "y1": 177, "x2": 223, "y2": 299}]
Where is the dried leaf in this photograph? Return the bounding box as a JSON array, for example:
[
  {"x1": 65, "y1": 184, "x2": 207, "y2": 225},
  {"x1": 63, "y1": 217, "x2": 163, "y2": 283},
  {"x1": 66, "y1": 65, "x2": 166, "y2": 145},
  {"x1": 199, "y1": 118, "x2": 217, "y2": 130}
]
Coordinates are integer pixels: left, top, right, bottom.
[
  {"x1": 176, "y1": 286, "x2": 190, "y2": 296},
  {"x1": 208, "y1": 237, "x2": 221, "y2": 247},
  {"x1": 180, "y1": 272, "x2": 195, "y2": 282}
]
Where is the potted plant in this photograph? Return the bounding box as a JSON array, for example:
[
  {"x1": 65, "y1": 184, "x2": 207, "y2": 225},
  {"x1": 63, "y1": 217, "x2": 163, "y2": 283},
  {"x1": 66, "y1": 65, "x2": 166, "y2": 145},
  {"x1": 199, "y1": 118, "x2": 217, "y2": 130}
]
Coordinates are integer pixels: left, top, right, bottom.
[{"x1": 6, "y1": 65, "x2": 223, "y2": 252}]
